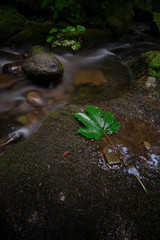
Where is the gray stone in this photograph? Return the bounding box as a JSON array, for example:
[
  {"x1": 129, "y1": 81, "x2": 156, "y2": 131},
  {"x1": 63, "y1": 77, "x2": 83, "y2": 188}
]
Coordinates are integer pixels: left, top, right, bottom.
[
  {"x1": 146, "y1": 76, "x2": 157, "y2": 88},
  {"x1": 22, "y1": 52, "x2": 63, "y2": 86}
]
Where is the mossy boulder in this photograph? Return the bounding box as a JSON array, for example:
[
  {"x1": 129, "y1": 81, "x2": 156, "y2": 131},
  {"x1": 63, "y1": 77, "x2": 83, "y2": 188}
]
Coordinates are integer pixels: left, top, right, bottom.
[
  {"x1": 22, "y1": 46, "x2": 63, "y2": 86},
  {"x1": 0, "y1": 5, "x2": 25, "y2": 44},
  {"x1": 131, "y1": 50, "x2": 160, "y2": 91},
  {"x1": 28, "y1": 45, "x2": 49, "y2": 56},
  {"x1": 132, "y1": 51, "x2": 160, "y2": 80},
  {"x1": 0, "y1": 104, "x2": 160, "y2": 239},
  {"x1": 151, "y1": 12, "x2": 160, "y2": 38}
]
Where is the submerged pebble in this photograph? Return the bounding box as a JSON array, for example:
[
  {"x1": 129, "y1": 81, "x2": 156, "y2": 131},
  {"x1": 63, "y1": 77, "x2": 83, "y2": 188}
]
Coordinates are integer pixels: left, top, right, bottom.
[{"x1": 27, "y1": 91, "x2": 45, "y2": 107}]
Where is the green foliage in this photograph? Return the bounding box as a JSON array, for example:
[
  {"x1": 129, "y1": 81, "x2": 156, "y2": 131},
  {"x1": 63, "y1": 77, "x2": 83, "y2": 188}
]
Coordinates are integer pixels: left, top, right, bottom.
[
  {"x1": 74, "y1": 106, "x2": 148, "y2": 194},
  {"x1": 46, "y1": 25, "x2": 86, "y2": 51},
  {"x1": 73, "y1": 106, "x2": 120, "y2": 140},
  {"x1": 49, "y1": 28, "x2": 58, "y2": 33},
  {"x1": 146, "y1": 51, "x2": 160, "y2": 80}
]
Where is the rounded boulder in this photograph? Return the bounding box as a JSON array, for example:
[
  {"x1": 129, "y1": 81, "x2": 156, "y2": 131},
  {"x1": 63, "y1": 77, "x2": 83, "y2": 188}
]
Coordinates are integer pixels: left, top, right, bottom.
[{"x1": 22, "y1": 53, "x2": 63, "y2": 86}]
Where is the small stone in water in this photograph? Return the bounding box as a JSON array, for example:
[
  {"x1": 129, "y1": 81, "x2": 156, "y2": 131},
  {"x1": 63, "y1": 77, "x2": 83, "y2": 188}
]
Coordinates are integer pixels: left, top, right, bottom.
[
  {"x1": 143, "y1": 141, "x2": 152, "y2": 150},
  {"x1": 103, "y1": 147, "x2": 121, "y2": 165},
  {"x1": 27, "y1": 91, "x2": 45, "y2": 107}
]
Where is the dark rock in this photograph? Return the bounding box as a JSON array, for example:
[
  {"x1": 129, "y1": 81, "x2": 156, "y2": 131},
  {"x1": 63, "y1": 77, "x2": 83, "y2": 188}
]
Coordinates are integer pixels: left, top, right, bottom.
[
  {"x1": 2, "y1": 61, "x2": 24, "y2": 76},
  {"x1": 151, "y1": 12, "x2": 160, "y2": 38},
  {"x1": 0, "y1": 5, "x2": 25, "y2": 45},
  {"x1": 0, "y1": 104, "x2": 160, "y2": 240},
  {"x1": 22, "y1": 53, "x2": 63, "y2": 86}
]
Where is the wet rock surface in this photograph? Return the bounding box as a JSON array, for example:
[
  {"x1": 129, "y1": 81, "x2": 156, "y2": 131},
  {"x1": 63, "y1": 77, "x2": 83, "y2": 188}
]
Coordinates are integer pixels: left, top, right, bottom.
[
  {"x1": 2, "y1": 61, "x2": 24, "y2": 76},
  {"x1": 22, "y1": 53, "x2": 63, "y2": 85},
  {"x1": 0, "y1": 104, "x2": 160, "y2": 240}
]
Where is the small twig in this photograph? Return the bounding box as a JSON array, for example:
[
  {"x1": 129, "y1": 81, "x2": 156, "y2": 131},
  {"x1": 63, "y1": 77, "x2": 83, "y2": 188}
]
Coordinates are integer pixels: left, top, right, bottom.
[{"x1": 104, "y1": 132, "x2": 148, "y2": 194}]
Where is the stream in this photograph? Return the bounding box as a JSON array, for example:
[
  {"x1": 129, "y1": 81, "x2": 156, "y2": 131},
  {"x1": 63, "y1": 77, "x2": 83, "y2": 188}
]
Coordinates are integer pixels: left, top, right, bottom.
[{"x1": 0, "y1": 23, "x2": 160, "y2": 151}]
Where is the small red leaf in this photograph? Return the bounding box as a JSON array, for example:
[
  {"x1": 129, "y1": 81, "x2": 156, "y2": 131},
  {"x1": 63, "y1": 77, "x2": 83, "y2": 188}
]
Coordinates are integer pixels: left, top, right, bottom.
[{"x1": 63, "y1": 150, "x2": 71, "y2": 157}]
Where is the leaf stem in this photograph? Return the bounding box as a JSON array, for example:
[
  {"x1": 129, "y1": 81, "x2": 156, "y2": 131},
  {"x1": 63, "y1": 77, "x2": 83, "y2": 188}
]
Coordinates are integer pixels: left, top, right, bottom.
[{"x1": 104, "y1": 132, "x2": 148, "y2": 194}]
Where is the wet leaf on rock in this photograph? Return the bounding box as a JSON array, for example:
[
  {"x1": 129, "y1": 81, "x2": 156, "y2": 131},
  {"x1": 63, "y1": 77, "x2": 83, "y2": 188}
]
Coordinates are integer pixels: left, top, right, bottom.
[{"x1": 73, "y1": 105, "x2": 120, "y2": 140}]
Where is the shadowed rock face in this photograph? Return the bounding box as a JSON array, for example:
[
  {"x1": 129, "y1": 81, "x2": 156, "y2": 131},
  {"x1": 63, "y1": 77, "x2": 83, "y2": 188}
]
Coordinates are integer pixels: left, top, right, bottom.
[{"x1": 22, "y1": 53, "x2": 63, "y2": 86}]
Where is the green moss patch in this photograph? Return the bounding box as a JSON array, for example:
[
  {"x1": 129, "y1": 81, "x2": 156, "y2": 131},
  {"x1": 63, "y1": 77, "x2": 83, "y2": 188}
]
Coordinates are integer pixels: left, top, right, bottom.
[
  {"x1": 132, "y1": 50, "x2": 160, "y2": 81},
  {"x1": 147, "y1": 51, "x2": 160, "y2": 79},
  {"x1": 153, "y1": 12, "x2": 160, "y2": 36}
]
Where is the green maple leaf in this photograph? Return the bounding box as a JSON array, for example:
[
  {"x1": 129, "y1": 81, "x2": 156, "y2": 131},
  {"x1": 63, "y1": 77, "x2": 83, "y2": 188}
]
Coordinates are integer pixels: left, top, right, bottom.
[{"x1": 73, "y1": 106, "x2": 120, "y2": 140}]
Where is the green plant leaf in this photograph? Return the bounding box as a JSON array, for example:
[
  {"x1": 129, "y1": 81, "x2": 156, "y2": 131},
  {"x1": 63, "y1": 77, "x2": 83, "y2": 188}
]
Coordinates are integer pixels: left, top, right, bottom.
[
  {"x1": 49, "y1": 28, "x2": 58, "y2": 34},
  {"x1": 51, "y1": 43, "x2": 56, "y2": 48},
  {"x1": 46, "y1": 36, "x2": 53, "y2": 43},
  {"x1": 60, "y1": 28, "x2": 68, "y2": 32},
  {"x1": 67, "y1": 26, "x2": 76, "y2": 31},
  {"x1": 73, "y1": 106, "x2": 120, "y2": 140},
  {"x1": 76, "y1": 25, "x2": 86, "y2": 31}
]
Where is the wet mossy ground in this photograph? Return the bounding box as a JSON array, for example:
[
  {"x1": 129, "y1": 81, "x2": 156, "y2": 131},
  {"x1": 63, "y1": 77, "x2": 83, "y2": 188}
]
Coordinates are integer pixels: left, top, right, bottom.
[
  {"x1": 126, "y1": 50, "x2": 160, "y2": 92},
  {"x1": 0, "y1": 103, "x2": 160, "y2": 240}
]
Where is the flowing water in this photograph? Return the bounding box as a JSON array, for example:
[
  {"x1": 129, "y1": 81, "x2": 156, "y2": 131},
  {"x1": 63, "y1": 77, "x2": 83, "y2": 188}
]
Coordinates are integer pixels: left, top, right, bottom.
[{"x1": 0, "y1": 23, "x2": 160, "y2": 151}]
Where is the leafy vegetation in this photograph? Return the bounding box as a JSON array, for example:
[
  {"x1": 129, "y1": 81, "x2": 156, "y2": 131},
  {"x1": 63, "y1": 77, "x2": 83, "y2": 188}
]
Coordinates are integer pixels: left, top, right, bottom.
[
  {"x1": 74, "y1": 106, "x2": 148, "y2": 194},
  {"x1": 73, "y1": 105, "x2": 120, "y2": 140},
  {"x1": 46, "y1": 25, "x2": 86, "y2": 51}
]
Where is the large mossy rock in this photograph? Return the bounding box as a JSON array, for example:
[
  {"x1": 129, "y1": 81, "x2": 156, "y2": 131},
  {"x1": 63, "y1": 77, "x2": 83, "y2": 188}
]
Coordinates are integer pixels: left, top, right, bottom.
[
  {"x1": 130, "y1": 50, "x2": 160, "y2": 91},
  {"x1": 0, "y1": 104, "x2": 160, "y2": 239},
  {"x1": 22, "y1": 46, "x2": 63, "y2": 86}
]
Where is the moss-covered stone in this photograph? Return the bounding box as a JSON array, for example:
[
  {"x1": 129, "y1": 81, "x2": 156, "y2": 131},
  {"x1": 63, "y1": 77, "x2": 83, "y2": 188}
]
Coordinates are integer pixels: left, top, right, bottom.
[
  {"x1": 0, "y1": 104, "x2": 160, "y2": 239},
  {"x1": 129, "y1": 50, "x2": 160, "y2": 92},
  {"x1": 147, "y1": 51, "x2": 160, "y2": 79},
  {"x1": 132, "y1": 51, "x2": 160, "y2": 80},
  {"x1": 28, "y1": 45, "x2": 49, "y2": 56},
  {"x1": 151, "y1": 12, "x2": 160, "y2": 37}
]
